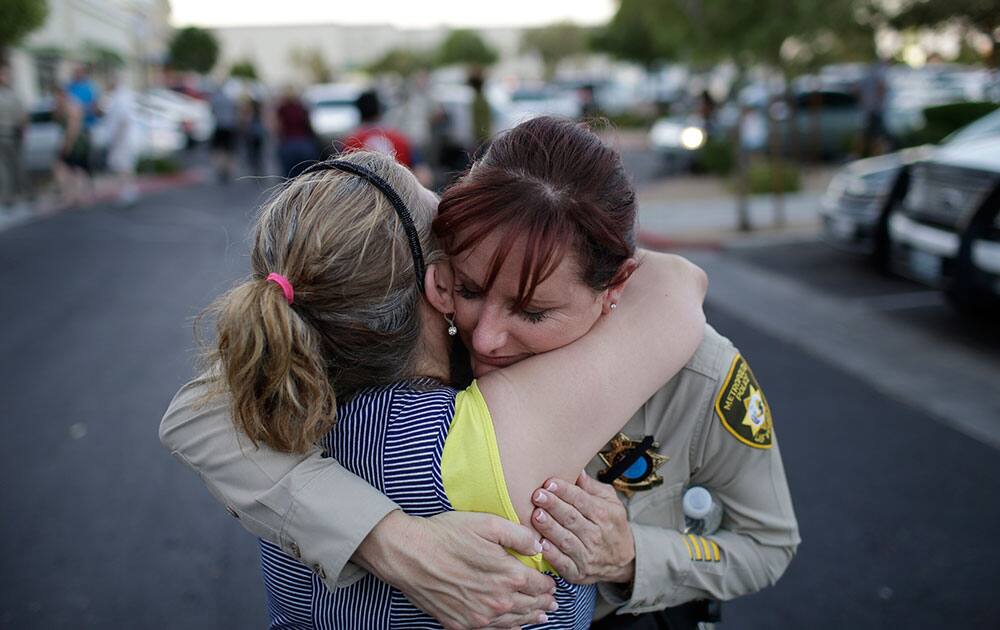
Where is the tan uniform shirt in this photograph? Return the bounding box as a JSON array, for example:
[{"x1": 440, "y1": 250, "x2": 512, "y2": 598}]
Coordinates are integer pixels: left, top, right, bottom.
[
  {"x1": 159, "y1": 326, "x2": 798, "y2": 607},
  {"x1": 159, "y1": 374, "x2": 396, "y2": 589},
  {"x1": 588, "y1": 325, "x2": 800, "y2": 618}
]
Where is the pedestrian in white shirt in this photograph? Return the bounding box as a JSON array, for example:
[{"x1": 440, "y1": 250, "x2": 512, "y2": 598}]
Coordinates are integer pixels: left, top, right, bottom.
[{"x1": 103, "y1": 74, "x2": 139, "y2": 206}]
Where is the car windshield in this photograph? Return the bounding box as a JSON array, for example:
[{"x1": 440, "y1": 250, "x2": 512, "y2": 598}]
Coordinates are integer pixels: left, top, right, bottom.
[{"x1": 945, "y1": 109, "x2": 1000, "y2": 145}]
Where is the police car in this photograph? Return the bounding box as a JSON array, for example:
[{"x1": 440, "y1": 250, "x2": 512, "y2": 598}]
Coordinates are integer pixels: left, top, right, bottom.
[
  {"x1": 888, "y1": 110, "x2": 1000, "y2": 312},
  {"x1": 822, "y1": 108, "x2": 1000, "y2": 271}
]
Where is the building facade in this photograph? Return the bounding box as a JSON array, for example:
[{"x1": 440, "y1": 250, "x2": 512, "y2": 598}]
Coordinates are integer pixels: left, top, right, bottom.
[{"x1": 9, "y1": 0, "x2": 172, "y2": 104}]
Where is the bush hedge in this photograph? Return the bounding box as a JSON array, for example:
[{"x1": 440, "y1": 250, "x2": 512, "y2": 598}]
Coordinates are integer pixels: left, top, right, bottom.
[
  {"x1": 899, "y1": 101, "x2": 1000, "y2": 147},
  {"x1": 746, "y1": 159, "x2": 801, "y2": 194}
]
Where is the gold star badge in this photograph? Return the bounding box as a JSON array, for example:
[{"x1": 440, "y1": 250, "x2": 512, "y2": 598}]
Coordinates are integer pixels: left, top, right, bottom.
[{"x1": 597, "y1": 433, "x2": 669, "y2": 496}]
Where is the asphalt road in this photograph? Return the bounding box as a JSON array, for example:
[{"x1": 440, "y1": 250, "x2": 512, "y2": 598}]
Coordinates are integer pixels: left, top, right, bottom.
[{"x1": 1, "y1": 179, "x2": 998, "y2": 628}]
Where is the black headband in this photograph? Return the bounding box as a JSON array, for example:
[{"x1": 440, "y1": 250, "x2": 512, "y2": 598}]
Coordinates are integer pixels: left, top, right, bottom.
[{"x1": 301, "y1": 159, "x2": 426, "y2": 293}]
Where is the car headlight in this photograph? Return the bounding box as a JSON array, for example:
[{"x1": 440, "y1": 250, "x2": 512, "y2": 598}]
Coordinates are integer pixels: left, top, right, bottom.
[
  {"x1": 680, "y1": 127, "x2": 706, "y2": 150},
  {"x1": 846, "y1": 176, "x2": 870, "y2": 196}
]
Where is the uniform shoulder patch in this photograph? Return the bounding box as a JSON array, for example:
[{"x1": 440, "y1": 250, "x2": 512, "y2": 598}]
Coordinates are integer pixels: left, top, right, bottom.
[{"x1": 714, "y1": 354, "x2": 772, "y2": 449}]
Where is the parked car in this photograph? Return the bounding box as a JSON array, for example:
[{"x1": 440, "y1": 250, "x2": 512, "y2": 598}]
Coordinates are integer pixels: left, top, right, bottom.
[
  {"x1": 648, "y1": 114, "x2": 708, "y2": 171},
  {"x1": 303, "y1": 83, "x2": 364, "y2": 147},
  {"x1": 23, "y1": 101, "x2": 62, "y2": 173},
  {"x1": 23, "y1": 98, "x2": 186, "y2": 174},
  {"x1": 140, "y1": 88, "x2": 215, "y2": 144},
  {"x1": 651, "y1": 87, "x2": 870, "y2": 172},
  {"x1": 821, "y1": 108, "x2": 1000, "y2": 267},
  {"x1": 888, "y1": 131, "x2": 1000, "y2": 310},
  {"x1": 494, "y1": 86, "x2": 581, "y2": 132}
]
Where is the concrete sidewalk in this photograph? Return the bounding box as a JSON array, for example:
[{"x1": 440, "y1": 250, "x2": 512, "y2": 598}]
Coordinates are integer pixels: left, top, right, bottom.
[{"x1": 634, "y1": 167, "x2": 836, "y2": 249}]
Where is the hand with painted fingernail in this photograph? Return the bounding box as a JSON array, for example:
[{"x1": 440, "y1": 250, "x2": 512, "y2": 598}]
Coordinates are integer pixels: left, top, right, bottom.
[{"x1": 531, "y1": 472, "x2": 635, "y2": 584}]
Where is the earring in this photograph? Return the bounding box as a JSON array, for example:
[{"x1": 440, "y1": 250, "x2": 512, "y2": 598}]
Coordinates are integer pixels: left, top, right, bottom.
[
  {"x1": 610, "y1": 303, "x2": 618, "y2": 311},
  {"x1": 445, "y1": 313, "x2": 458, "y2": 336}
]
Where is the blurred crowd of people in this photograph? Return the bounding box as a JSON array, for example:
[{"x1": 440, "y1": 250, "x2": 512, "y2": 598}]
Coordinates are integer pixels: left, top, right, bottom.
[
  {"x1": 1, "y1": 60, "x2": 493, "y2": 218},
  {"x1": 207, "y1": 70, "x2": 496, "y2": 192},
  {"x1": 0, "y1": 62, "x2": 142, "y2": 214}
]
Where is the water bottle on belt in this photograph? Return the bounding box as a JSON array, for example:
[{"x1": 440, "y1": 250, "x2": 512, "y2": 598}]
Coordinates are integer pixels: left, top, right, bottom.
[{"x1": 683, "y1": 486, "x2": 723, "y2": 535}]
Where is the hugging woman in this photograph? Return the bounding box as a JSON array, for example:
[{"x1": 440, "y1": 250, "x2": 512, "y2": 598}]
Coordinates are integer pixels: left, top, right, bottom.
[{"x1": 161, "y1": 117, "x2": 799, "y2": 628}]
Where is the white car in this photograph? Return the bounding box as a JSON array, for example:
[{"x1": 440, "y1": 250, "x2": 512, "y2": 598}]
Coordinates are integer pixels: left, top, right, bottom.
[
  {"x1": 303, "y1": 83, "x2": 364, "y2": 145},
  {"x1": 888, "y1": 128, "x2": 1000, "y2": 311},
  {"x1": 494, "y1": 87, "x2": 581, "y2": 132},
  {"x1": 90, "y1": 101, "x2": 187, "y2": 161},
  {"x1": 141, "y1": 88, "x2": 215, "y2": 143}
]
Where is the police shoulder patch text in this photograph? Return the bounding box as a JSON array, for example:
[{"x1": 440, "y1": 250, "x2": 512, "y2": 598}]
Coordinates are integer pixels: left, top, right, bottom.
[{"x1": 714, "y1": 354, "x2": 772, "y2": 449}]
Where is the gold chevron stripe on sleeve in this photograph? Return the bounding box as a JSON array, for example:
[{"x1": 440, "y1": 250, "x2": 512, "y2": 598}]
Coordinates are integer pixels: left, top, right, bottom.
[
  {"x1": 699, "y1": 537, "x2": 713, "y2": 561},
  {"x1": 687, "y1": 534, "x2": 703, "y2": 560}
]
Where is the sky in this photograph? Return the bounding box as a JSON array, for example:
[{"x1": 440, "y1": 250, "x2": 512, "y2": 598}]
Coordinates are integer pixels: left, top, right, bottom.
[{"x1": 169, "y1": 0, "x2": 617, "y2": 29}]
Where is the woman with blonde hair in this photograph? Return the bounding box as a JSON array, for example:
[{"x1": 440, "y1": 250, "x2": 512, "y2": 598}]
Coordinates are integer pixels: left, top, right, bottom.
[{"x1": 200, "y1": 148, "x2": 706, "y2": 628}]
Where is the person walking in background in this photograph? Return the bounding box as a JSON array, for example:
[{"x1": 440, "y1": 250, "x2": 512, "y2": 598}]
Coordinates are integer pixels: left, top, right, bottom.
[
  {"x1": 52, "y1": 86, "x2": 93, "y2": 208},
  {"x1": 240, "y1": 95, "x2": 266, "y2": 175},
  {"x1": 66, "y1": 65, "x2": 100, "y2": 132},
  {"x1": 273, "y1": 86, "x2": 319, "y2": 179},
  {"x1": 342, "y1": 89, "x2": 431, "y2": 185},
  {"x1": 103, "y1": 74, "x2": 139, "y2": 206},
  {"x1": 468, "y1": 68, "x2": 492, "y2": 151},
  {"x1": 0, "y1": 60, "x2": 28, "y2": 214},
  {"x1": 209, "y1": 82, "x2": 239, "y2": 182},
  {"x1": 858, "y1": 58, "x2": 891, "y2": 157}
]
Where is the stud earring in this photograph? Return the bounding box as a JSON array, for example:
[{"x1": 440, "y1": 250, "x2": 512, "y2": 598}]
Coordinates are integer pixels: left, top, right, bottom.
[
  {"x1": 445, "y1": 313, "x2": 458, "y2": 336},
  {"x1": 610, "y1": 303, "x2": 618, "y2": 311}
]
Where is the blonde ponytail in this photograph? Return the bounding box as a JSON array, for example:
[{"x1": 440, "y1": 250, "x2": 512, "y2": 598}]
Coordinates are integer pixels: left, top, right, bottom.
[
  {"x1": 211, "y1": 277, "x2": 335, "y2": 453},
  {"x1": 199, "y1": 151, "x2": 442, "y2": 454}
]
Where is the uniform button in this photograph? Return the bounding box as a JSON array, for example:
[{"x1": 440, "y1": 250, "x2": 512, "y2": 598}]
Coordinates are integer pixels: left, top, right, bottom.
[
  {"x1": 289, "y1": 542, "x2": 302, "y2": 559},
  {"x1": 225, "y1": 506, "x2": 239, "y2": 519},
  {"x1": 312, "y1": 564, "x2": 327, "y2": 580}
]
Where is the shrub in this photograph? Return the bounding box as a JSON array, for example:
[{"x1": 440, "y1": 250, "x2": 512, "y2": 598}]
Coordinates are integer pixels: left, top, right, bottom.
[
  {"x1": 899, "y1": 101, "x2": 1000, "y2": 147},
  {"x1": 746, "y1": 159, "x2": 801, "y2": 194},
  {"x1": 694, "y1": 137, "x2": 735, "y2": 175},
  {"x1": 137, "y1": 156, "x2": 181, "y2": 175}
]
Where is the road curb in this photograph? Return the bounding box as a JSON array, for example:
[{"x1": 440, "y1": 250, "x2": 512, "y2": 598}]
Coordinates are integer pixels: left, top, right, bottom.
[{"x1": 0, "y1": 168, "x2": 209, "y2": 234}]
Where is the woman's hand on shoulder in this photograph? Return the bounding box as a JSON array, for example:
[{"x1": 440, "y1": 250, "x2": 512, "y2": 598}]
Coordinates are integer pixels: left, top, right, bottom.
[{"x1": 530, "y1": 472, "x2": 635, "y2": 585}]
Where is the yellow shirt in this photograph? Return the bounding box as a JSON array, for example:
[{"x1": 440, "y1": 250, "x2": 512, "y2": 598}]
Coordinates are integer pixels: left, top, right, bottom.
[{"x1": 440, "y1": 381, "x2": 553, "y2": 573}]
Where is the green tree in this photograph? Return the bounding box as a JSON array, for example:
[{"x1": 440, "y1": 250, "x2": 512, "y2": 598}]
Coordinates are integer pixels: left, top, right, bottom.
[
  {"x1": 595, "y1": 0, "x2": 876, "y2": 70},
  {"x1": 590, "y1": 0, "x2": 686, "y2": 68},
  {"x1": 520, "y1": 22, "x2": 590, "y2": 78},
  {"x1": 230, "y1": 58, "x2": 258, "y2": 80},
  {"x1": 0, "y1": 0, "x2": 48, "y2": 52},
  {"x1": 81, "y1": 41, "x2": 125, "y2": 74},
  {"x1": 367, "y1": 48, "x2": 432, "y2": 77},
  {"x1": 596, "y1": 0, "x2": 880, "y2": 230},
  {"x1": 436, "y1": 29, "x2": 498, "y2": 67},
  {"x1": 889, "y1": 0, "x2": 998, "y2": 66},
  {"x1": 167, "y1": 26, "x2": 219, "y2": 74},
  {"x1": 290, "y1": 47, "x2": 332, "y2": 84}
]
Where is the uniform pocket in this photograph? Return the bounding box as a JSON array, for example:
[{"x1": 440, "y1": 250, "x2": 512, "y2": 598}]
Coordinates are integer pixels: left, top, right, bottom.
[{"x1": 626, "y1": 481, "x2": 686, "y2": 531}]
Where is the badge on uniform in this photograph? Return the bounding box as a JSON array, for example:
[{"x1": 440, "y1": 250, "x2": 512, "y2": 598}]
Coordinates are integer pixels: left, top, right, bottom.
[
  {"x1": 715, "y1": 354, "x2": 773, "y2": 449},
  {"x1": 597, "y1": 433, "x2": 669, "y2": 496}
]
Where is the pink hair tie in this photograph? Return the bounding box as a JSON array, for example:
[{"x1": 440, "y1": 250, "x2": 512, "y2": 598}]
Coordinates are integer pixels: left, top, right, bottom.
[{"x1": 266, "y1": 273, "x2": 295, "y2": 305}]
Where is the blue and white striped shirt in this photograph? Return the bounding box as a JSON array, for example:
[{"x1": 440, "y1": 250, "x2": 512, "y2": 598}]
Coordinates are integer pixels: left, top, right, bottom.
[{"x1": 259, "y1": 379, "x2": 596, "y2": 629}]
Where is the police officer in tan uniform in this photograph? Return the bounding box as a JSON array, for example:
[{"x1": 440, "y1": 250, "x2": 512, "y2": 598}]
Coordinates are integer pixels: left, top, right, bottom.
[
  {"x1": 528, "y1": 325, "x2": 799, "y2": 628},
  {"x1": 160, "y1": 324, "x2": 798, "y2": 628}
]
